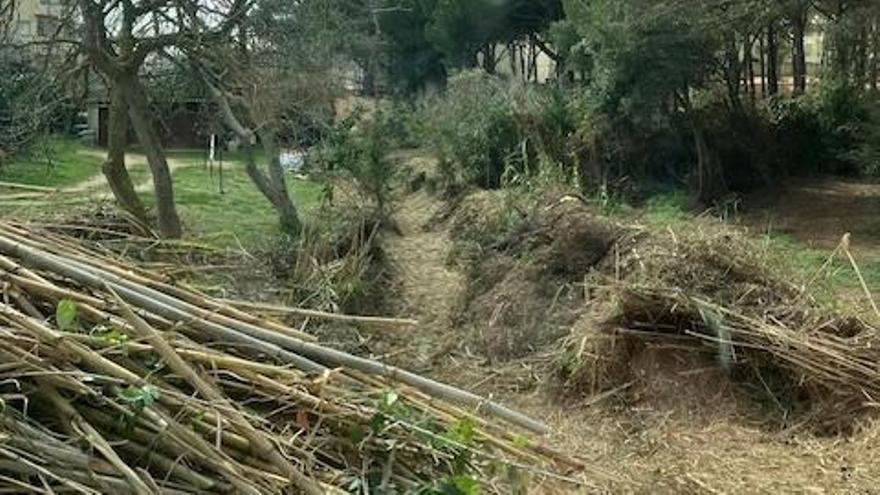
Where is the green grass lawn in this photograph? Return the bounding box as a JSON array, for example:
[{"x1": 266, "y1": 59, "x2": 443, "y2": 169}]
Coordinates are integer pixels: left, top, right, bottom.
[
  {"x1": 0, "y1": 137, "x2": 324, "y2": 248},
  {"x1": 148, "y1": 163, "x2": 324, "y2": 248},
  {"x1": 0, "y1": 137, "x2": 103, "y2": 187}
]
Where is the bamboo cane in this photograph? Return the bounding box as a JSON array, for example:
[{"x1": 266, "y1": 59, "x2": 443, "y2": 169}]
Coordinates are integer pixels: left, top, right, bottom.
[{"x1": 0, "y1": 233, "x2": 549, "y2": 433}]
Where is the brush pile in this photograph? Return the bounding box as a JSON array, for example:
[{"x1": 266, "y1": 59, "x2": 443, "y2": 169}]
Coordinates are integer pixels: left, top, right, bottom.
[
  {"x1": 564, "y1": 218, "x2": 880, "y2": 429},
  {"x1": 0, "y1": 220, "x2": 580, "y2": 493}
]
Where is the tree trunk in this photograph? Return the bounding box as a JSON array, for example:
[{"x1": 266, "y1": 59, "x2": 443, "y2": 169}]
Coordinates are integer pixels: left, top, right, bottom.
[
  {"x1": 102, "y1": 79, "x2": 148, "y2": 224},
  {"x1": 126, "y1": 78, "x2": 182, "y2": 239},
  {"x1": 759, "y1": 32, "x2": 767, "y2": 98},
  {"x1": 724, "y1": 37, "x2": 744, "y2": 114},
  {"x1": 791, "y1": 10, "x2": 808, "y2": 95},
  {"x1": 744, "y1": 37, "x2": 756, "y2": 105},
  {"x1": 508, "y1": 42, "x2": 517, "y2": 77},
  {"x1": 204, "y1": 81, "x2": 302, "y2": 236},
  {"x1": 256, "y1": 129, "x2": 301, "y2": 235},
  {"x1": 855, "y1": 27, "x2": 868, "y2": 86},
  {"x1": 692, "y1": 121, "x2": 725, "y2": 204},
  {"x1": 481, "y1": 44, "x2": 496, "y2": 75},
  {"x1": 528, "y1": 38, "x2": 538, "y2": 82},
  {"x1": 767, "y1": 22, "x2": 779, "y2": 96},
  {"x1": 872, "y1": 21, "x2": 879, "y2": 91}
]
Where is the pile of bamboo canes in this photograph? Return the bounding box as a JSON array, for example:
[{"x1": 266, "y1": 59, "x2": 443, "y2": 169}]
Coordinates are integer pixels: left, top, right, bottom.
[{"x1": 0, "y1": 220, "x2": 581, "y2": 493}]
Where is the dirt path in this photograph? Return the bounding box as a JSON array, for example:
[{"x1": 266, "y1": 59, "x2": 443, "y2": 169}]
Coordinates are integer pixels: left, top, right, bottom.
[
  {"x1": 384, "y1": 155, "x2": 464, "y2": 367},
  {"x1": 65, "y1": 149, "x2": 194, "y2": 196}
]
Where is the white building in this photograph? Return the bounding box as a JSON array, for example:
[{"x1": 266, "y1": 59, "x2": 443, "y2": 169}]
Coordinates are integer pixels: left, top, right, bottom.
[{"x1": 9, "y1": 0, "x2": 67, "y2": 43}]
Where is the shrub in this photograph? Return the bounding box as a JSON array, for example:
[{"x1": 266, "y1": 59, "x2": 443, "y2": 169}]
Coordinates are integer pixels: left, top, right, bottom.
[
  {"x1": 311, "y1": 108, "x2": 402, "y2": 219},
  {"x1": 767, "y1": 80, "x2": 871, "y2": 177},
  {"x1": 420, "y1": 71, "x2": 579, "y2": 191},
  {"x1": 420, "y1": 71, "x2": 519, "y2": 189},
  {"x1": 849, "y1": 97, "x2": 880, "y2": 176}
]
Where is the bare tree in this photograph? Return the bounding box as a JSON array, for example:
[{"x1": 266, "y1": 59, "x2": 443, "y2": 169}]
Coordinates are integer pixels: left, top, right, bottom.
[
  {"x1": 184, "y1": 0, "x2": 343, "y2": 236},
  {"x1": 76, "y1": 0, "x2": 189, "y2": 237}
]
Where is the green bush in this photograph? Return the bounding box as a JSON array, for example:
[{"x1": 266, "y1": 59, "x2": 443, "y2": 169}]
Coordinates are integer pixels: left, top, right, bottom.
[
  {"x1": 421, "y1": 71, "x2": 519, "y2": 189},
  {"x1": 311, "y1": 108, "x2": 402, "y2": 218},
  {"x1": 768, "y1": 80, "x2": 871, "y2": 177},
  {"x1": 420, "y1": 70, "x2": 576, "y2": 190},
  {"x1": 851, "y1": 102, "x2": 880, "y2": 176}
]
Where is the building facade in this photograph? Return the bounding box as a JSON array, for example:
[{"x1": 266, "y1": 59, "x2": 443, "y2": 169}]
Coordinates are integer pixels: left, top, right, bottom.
[{"x1": 11, "y1": 0, "x2": 67, "y2": 43}]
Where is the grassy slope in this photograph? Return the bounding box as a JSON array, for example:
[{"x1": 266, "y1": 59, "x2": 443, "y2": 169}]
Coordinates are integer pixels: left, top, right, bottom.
[
  {"x1": 0, "y1": 138, "x2": 103, "y2": 187},
  {"x1": 0, "y1": 138, "x2": 323, "y2": 248},
  {"x1": 149, "y1": 162, "x2": 323, "y2": 247}
]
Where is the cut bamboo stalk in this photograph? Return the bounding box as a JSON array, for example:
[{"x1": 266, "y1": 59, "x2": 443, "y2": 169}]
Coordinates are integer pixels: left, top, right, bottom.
[
  {"x1": 0, "y1": 181, "x2": 59, "y2": 193},
  {"x1": 0, "y1": 233, "x2": 549, "y2": 434},
  {"x1": 113, "y1": 289, "x2": 325, "y2": 495},
  {"x1": 42, "y1": 384, "x2": 156, "y2": 495},
  {"x1": 0, "y1": 225, "x2": 316, "y2": 341},
  {"x1": 221, "y1": 298, "x2": 419, "y2": 329}
]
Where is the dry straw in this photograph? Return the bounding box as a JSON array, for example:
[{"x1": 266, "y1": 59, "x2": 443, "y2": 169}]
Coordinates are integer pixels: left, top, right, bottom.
[{"x1": 0, "y1": 220, "x2": 583, "y2": 493}]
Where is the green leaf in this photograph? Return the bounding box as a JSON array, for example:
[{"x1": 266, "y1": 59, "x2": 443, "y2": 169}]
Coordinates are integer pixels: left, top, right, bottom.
[
  {"x1": 93, "y1": 326, "x2": 130, "y2": 345},
  {"x1": 438, "y1": 475, "x2": 480, "y2": 495},
  {"x1": 369, "y1": 412, "x2": 387, "y2": 433},
  {"x1": 453, "y1": 476, "x2": 480, "y2": 495},
  {"x1": 117, "y1": 385, "x2": 160, "y2": 410},
  {"x1": 511, "y1": 433, "x2": 530, "y2": 449},
  {"x1": 348, "y1": 424, "x2": 366, "y2": 444},
  {"x1": 381, "y1": 389, "x2": 399, "y2": 410},
  {"x1": 56, "y1": 299, "x2": 77, "y2": 330},
  {"x1": 447, "y1": 418, "x2": 475, "y2": 446}
]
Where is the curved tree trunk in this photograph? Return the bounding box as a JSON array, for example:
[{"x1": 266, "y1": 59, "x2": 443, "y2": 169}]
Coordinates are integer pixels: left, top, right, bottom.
[
  {"x1": 102, "y1": 79, "x2": 148, "y2": 225},
  {"x1": 245, "y1": 133, "x2": 302, "y2": 236},
  {"x1": 126, "y1": 78, "x2": 182, "y2": 239},
  {"x1": 205, "y1": 81, "x2": 302, "y2": 236}
]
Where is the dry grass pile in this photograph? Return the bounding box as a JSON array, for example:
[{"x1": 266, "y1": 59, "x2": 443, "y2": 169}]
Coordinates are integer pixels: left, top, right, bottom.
[
  {"x1": 0, "y1": 220, "x2": 584, "y2": 493},
  {"x1": 449, "y1": 192, "x2": 620, "y2": 360},
  {"x1": 562, "y1": 218, "x2": 880, "y2": 431},
  {"x1": 40, "y1": 204, "x2": 156, "y2": 241},
  {"x1": 36, "y1": 205, "x2": 233, "y2": 276}
]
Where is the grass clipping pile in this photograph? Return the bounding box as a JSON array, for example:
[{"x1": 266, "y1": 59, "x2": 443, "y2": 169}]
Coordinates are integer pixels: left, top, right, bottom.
[
  {"x1": 561, "y1": 214, "x2": 879, "y2": 432},
  {"x1": 0, "y1": 221, "x2": 581, "y2": 493}
]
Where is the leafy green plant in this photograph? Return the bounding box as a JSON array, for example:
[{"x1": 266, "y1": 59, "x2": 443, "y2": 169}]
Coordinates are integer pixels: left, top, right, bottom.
[
  {"x1": 117, "y1": 384, "x2": 159, "y2": 412},
  {"x1": 116, "y1": 384, "x2": 160, "y2": 432},
  {"x1": 55, "y1": 299, "x2": 78, "y2": 330},
  {"x1": 311, "y1": 108, "x2": 402, "y2": 219},
  {"x1": 92, "y1": 325, "x2": 130, "y2": 346},
  {"x1": 415, "y1": 475, "x2": 481, "y2": 495},
  {"x1": 768, "y1": 80, "x2": 875, "y2": 177},
  {"x1": 420, "y1": 71, "x2": 520, "y2": 189},
  {"x1": 421, "y1": 71, "x2": 578, "y2": 192}
]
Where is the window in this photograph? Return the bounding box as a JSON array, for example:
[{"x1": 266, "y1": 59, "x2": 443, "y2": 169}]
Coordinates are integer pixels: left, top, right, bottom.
[
  {"x1": 36, "y1": 16, "x2": 60, "y2": 37},
  {"x1": 16, "y1": 20, "x2": 33, "y2": 37}
]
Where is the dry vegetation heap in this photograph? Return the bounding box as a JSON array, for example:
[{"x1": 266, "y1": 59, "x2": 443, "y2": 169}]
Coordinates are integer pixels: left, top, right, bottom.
[
  {"x1": 447, "y1": 190, "x2": 880, "y2": 433},
  {"x1": 0, "y1": 220, "x2": 582, "y2": 493},
  {"x1": 567, "y1": 219, "x2": 880, "y2": 432}
]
